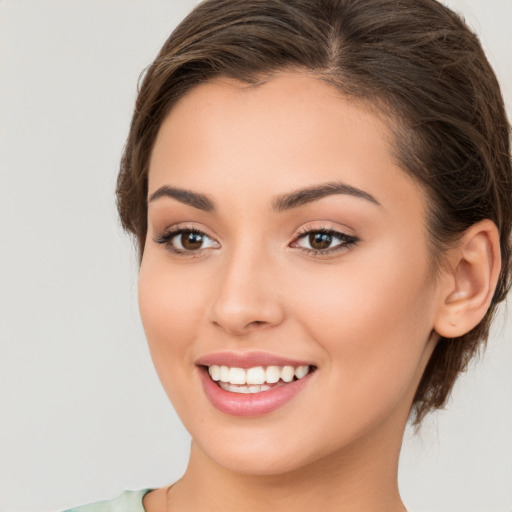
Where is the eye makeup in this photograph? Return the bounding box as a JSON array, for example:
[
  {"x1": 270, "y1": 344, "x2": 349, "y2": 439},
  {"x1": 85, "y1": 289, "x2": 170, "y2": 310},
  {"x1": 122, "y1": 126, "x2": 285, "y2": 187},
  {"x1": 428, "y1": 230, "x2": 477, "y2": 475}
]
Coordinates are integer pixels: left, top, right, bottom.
[
  {"x1": 292, "y1": 227, "x2": 359, "y2": 256},
  {"x1": 154, "y1": 224, "x2": 220, "y2": 255},
  {"x1": 154, "y1": 224, "x2": 359, "y2": 258}
]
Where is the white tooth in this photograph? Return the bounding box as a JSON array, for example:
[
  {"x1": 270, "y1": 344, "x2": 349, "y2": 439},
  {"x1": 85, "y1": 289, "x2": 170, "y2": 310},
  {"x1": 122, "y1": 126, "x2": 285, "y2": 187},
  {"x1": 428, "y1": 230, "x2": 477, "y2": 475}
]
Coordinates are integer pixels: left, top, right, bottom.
[
  {"x1": 266, "y1": 366, "x2": 281, "y2": 384},
  {"x1": 229, "y1": 367, "x2": 247, "y2": 385},
  {"x1": 220, "y1": 382, "x2": 257, "y2": 394},
  {"x1": 220, "y1": 382, "x2": 272, "y2": 394},
  {"x1": 208, "y1": 365, "x2": 220, "y2": 381},
  {"x1": 295, "y1": 365, "x2": 309, "y2": 379},
  {"x1": 220, "y1": 365, "x2": 230, "y2": 382},
  {"x1": 281, "y1": 366, "x2": 295, "y2": 382},
  {"x1": 247, "y1": 366, "x2": 266, "y2": 385}
]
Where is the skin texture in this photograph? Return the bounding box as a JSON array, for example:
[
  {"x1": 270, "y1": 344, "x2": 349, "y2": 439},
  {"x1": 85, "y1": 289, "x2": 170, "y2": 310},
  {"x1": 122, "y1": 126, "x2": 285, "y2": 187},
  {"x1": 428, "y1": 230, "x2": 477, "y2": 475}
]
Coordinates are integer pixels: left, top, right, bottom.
[{"x1": 138, "y1": 72, "x2": 498, "y2": 511}]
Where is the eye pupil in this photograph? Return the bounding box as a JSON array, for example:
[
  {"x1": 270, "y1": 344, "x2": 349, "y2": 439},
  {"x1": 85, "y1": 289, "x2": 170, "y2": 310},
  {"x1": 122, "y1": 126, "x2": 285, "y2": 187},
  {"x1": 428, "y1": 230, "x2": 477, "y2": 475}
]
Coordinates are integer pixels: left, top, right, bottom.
[
  {"x1": 181, "y1": 232, "x2": 203, "y2": 250},
  {"x1": 309, "y1": 232, "x2": 332, "y2": 250}
]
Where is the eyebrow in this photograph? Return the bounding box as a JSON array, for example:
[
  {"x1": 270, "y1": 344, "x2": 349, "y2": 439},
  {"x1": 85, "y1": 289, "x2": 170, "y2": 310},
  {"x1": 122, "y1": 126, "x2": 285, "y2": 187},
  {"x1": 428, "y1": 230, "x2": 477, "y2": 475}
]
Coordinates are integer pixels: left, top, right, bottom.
[
  {"x1": 272, "y1": 181, "x2": 381, "y2": 211},
  {"x1": 149, "y1": 186, "x2": 214, "y2": 211},
  {"x1": 148, "y1": 181, "x2": 380, "y2": 212}
]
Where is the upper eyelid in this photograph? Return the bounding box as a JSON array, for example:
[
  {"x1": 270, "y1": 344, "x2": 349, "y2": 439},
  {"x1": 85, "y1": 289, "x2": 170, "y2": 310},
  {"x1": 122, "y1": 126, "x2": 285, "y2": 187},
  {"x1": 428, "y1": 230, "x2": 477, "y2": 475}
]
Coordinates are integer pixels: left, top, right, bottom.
[
  {"x1": 155, "y1": 223, "x2": 216, "y2": 240},
  {"x1": 293, "y1": 222, "x2": 356, "y2": 240},
  {"x1": 295, "y1": 226, "x2": 348, "y2": 236},
  {"x1": 153, "y1": 226, "x2": 215, "y2": 249},
  {"x1": 292, "y1": 229, "x2": 357, "y2": 245}
]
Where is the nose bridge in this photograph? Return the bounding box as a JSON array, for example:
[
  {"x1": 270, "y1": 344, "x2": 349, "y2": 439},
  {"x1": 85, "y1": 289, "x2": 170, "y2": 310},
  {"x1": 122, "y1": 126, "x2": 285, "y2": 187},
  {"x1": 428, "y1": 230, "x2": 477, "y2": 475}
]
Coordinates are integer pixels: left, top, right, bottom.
[{"x1": 209, "y1": 236, "x2": 285, "y2": 335}]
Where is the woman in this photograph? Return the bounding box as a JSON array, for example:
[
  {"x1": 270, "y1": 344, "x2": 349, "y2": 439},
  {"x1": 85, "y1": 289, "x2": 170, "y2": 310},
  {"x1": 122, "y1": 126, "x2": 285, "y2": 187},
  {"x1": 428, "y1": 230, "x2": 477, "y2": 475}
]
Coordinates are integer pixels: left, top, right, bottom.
[{"x1": 65, "y1": 0, "x2": 511, "y2": 510}]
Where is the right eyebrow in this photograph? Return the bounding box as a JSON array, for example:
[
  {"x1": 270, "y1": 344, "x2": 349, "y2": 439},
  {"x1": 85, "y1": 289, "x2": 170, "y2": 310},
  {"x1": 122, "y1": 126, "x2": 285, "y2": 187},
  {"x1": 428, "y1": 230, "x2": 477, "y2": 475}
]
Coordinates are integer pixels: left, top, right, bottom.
[
  {"x1": 272, "y1": 181, "x2": 381, "y2": 211},
  {"x1": 148, "y1": 186, "x2": 215, "y2": 212}
]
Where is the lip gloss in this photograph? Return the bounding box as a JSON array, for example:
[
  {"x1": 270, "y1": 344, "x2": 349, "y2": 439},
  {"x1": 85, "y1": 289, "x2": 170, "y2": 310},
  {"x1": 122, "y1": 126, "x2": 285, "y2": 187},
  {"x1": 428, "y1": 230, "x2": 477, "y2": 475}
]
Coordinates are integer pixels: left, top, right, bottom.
[{"x1": 198, "y1": 366, "x2": 314, "y2": 416}]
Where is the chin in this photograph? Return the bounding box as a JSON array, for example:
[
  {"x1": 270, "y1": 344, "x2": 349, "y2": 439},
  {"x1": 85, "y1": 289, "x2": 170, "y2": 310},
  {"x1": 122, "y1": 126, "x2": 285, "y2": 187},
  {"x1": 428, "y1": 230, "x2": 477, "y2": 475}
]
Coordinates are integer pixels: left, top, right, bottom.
[{"x1": 200, "y1": 441, "x2": 318, "y2": 477}]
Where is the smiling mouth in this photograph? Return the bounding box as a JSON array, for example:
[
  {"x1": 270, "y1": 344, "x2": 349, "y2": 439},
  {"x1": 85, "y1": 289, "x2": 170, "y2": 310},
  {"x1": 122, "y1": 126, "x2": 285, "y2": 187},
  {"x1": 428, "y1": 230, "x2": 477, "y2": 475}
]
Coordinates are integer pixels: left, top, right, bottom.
[{"x1": 203, "y1": 364, "x2": 316, "y2": 394}]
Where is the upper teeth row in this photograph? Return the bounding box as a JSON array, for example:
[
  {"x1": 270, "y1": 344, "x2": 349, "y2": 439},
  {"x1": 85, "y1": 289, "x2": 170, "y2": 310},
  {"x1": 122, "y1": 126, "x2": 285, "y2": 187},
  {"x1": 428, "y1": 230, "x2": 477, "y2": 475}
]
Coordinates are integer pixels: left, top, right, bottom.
[{"x1": 208, "y1": 365, "x2": 310, "y2": 385}]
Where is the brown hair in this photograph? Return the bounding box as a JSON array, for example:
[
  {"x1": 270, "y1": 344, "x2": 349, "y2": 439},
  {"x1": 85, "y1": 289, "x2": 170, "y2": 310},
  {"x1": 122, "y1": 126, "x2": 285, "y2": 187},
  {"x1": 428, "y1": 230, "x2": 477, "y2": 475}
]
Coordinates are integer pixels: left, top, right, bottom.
[{"x1": 117, "y1": 0, "x2": 512, "y2": 424}]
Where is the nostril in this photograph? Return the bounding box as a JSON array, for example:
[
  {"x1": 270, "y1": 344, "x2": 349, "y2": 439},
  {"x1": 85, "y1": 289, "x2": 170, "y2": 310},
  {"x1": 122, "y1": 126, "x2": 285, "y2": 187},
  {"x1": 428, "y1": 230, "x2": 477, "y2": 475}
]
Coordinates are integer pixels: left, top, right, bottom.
[
  {"x1": 209, "y1": 276, "x2": 286, "y2": 334},
  {"x1": 243, "y1": 319, "x2": 274, "y2": 332}
]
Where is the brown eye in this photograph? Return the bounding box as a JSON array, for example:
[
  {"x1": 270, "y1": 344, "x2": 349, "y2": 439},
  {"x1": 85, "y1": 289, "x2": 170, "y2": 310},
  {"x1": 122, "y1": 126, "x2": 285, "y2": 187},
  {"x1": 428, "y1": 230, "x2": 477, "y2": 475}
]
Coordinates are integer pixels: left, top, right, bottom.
[
  {"x1": 180, "y1": 231, "x2": 204, "y2": 250},
  {"x1": 308, "y1": 232, "x2": 333, "y2": 250},
  {"x1": 155, "y1": 228, "x2": 219, "y2": 254},
  {"x1": 293, "y1": 229, "x2": 358, "y2": 255},
  {"x1": 171, "y1": 229, "x2": 219, "y2": 252}
]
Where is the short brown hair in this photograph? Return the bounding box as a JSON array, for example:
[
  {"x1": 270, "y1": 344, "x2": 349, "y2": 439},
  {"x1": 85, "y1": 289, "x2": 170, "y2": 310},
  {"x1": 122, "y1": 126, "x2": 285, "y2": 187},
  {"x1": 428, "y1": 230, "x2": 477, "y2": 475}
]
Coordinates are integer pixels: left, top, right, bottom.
[{"x1": 117, "y1": 0, "x2": 512, "y2": 424}]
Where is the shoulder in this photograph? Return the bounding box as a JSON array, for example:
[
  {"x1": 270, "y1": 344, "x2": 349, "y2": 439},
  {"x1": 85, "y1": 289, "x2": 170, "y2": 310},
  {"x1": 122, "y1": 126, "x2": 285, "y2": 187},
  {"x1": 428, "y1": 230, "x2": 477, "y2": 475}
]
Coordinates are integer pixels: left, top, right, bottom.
[{"x1": 63, "y1": 489, "x2": 153, "y2": 512}]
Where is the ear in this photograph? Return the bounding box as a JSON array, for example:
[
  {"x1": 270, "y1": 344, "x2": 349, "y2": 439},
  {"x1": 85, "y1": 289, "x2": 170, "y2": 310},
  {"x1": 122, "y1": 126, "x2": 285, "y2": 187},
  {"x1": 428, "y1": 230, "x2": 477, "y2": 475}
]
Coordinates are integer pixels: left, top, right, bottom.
[{"x1": 434, "y1": 219, "x2": 501, "y2": 338}]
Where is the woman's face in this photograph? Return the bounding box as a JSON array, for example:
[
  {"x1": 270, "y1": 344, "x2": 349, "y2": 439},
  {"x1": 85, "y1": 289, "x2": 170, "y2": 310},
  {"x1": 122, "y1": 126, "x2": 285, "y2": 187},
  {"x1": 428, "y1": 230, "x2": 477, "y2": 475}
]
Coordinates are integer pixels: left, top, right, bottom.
[{"x1": 139, "y1": 72, "x2": 441, "y2": 475}]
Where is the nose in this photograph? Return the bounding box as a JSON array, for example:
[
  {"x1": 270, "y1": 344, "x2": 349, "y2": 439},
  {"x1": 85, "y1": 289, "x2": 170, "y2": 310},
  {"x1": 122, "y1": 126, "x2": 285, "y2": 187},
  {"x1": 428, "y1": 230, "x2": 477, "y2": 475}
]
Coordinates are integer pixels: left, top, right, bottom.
[{"x1": 208, "y1": 245, "x2": 285, "y2": 336}]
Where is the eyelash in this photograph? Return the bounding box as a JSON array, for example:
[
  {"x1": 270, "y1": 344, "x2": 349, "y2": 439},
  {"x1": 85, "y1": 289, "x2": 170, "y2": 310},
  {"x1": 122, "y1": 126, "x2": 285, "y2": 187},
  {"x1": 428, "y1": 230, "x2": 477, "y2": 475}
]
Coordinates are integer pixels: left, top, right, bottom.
[
  {"x1": 292, "y1": 227, "x2": 359, "y2": 256},
  {"x1": 154, "y1": 225, "x2": 359, "y2": 257},
  {"x1": 154, "y1": 225, "x2": 219, "y2": 256}
]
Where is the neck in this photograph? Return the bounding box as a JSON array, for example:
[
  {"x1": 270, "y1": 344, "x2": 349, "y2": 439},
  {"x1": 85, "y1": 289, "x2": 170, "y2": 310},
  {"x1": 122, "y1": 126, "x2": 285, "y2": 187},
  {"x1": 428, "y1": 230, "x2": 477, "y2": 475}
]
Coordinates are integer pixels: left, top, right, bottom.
[{"x1": 166, "y1": 416, "x2": 407, "y2": 512}]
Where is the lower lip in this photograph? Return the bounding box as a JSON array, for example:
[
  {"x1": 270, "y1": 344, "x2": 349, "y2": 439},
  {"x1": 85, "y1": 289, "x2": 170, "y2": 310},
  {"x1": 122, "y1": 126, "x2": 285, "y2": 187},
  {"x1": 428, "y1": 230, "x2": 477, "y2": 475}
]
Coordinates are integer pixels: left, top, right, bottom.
[{"x1": 198, "y1": 367, "x2": 314, "y2": 417}]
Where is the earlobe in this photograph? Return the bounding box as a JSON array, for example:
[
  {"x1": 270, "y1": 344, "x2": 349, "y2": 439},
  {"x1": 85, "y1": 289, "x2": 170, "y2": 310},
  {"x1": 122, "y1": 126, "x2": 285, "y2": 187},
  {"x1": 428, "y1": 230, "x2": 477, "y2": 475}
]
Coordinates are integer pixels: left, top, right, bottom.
[{"x1": 434, "y1": 219, "x2": 501, "y2": 338}]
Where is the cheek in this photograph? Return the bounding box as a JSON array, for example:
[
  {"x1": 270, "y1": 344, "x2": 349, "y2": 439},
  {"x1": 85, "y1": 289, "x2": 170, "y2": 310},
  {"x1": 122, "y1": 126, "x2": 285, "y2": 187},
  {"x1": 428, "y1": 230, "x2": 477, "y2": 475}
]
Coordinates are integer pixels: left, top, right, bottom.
[
  {"x1": 137, "y1": 254, "x2": 211, "y2": 395},
  {"x1": 138, "y1": 249, "x2": 214, "y2": 337},
  {"x1": 288, "y1": 241, "x2": 436, "y2": 409}
]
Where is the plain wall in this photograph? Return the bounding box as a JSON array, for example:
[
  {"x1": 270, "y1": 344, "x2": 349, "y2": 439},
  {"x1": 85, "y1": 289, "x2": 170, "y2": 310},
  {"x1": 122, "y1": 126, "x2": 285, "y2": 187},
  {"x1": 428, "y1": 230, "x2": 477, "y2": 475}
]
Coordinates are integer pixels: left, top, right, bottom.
[{"x1": 0, "y1": 1, "x2": 510, "y2": 511}]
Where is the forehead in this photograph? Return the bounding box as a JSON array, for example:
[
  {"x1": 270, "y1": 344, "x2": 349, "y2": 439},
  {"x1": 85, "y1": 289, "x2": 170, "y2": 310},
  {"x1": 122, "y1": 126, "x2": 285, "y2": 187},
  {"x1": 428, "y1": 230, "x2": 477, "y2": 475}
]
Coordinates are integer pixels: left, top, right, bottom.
[{"x1": 149, "y1": 72, "x2": 424, "y2": 215}]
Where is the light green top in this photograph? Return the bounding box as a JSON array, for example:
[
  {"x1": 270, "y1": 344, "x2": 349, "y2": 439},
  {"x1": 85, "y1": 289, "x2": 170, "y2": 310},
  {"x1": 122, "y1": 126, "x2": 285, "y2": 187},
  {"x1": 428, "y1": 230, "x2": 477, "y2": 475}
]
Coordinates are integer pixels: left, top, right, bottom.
[{"x1": 63, "y1": 489, "x2": 153, "y2": 512}]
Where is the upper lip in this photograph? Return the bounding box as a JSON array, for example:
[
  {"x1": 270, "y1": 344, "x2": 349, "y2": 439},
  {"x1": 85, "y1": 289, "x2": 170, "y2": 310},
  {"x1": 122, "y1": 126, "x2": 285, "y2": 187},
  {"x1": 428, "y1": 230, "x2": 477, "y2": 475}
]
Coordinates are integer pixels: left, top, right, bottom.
[{"x1": 195, "y1": 351, "x2": 315, "y2": 369}]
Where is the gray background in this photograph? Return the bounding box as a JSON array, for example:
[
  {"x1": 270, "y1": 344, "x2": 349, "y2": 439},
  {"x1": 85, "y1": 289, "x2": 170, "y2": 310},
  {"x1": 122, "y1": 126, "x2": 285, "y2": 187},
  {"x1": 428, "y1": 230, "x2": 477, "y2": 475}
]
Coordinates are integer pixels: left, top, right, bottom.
[{"x1": 0, "y1": 1, "x2": 510, "y2": 511}]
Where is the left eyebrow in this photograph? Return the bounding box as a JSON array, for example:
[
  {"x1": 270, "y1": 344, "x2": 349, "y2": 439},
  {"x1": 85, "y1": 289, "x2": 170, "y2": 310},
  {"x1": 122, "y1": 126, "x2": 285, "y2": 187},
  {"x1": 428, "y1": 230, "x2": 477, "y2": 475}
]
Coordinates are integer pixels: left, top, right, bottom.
[
  {"x1": 148, "y1": 185, "x2": 215, "y2": 211},
  {"x1": 272, "y1": 181, "x2": 381, "y2": 211}
]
